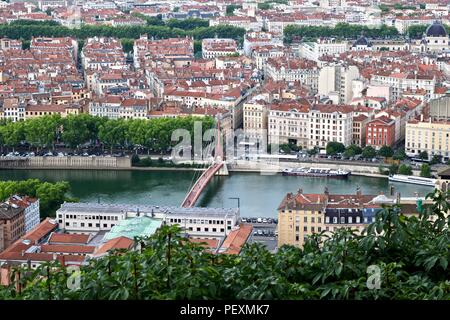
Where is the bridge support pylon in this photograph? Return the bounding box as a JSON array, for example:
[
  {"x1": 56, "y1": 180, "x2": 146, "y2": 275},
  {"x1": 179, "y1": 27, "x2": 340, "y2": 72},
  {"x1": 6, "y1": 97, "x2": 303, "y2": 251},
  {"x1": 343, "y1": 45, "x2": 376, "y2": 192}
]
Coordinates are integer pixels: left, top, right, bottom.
[{"x1": 216, "y1": 161, "x2": 229, "y2": 176}]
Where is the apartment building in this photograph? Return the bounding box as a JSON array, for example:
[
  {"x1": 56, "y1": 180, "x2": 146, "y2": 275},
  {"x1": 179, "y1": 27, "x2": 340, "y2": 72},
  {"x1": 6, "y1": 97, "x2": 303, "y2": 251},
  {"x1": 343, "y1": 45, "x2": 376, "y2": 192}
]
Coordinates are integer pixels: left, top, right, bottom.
[
  {"x1": 89, "y1": 96, "x2": 148, "y2": 119},
  {"x1": 352, "y1": 114, "x2": 369, "y2": 147},
  {"x1": 365, "y1": 116, "x2": 396, "y2": 149},
  {"x1": 0, "y1": 203, "x2": 25, "y2": 251},
  {"x1": 299, "y1": 39, "x2": 349, "y2": 63},
  {"x1": 30, "y1": 36, "x2": 78, "y2": 61},
  {"x1": 81, "y1": 37, "x2": 127, "y2": 71},
  {"x1": 267, "y1": 101, "x2": 310, "y2": 148},
  {"x1": 243, "y1": 31, "x2": 283, "y2": 56},
  {"x1": 202, "y1": 38, "x2": 237, "y2": 59},
  {"x1": 318, "y1": 64, "x2": 360, "y2": 104},
  {"x1": 429, "y1": 95, "x2": 450, "y2": 121},
  {"x1": 133, "y1": 35, "x2": 194, "y2": 69},
  {"x1": 277, "y1": 188, "x2": 384, "y2": 247},
  {"x1": 243, "y1": 98, "x2": 269, "y2": 140},
  {"x1": 265, "y1": 57, "x2": 319, "y2": 93},
  {"x1": 5, "y1": 195, "x2": 40, "y2": 233},
  {"x1": 307, "y1": 104, "x2": 354, "y2": 149},
  {"x1": 209, "y1": 16, "x2": 262, "y2": 32},
  {"x1": 370, "y1": 72, "x2": 436, "y2": 102},
  {"x1": 405, "y1": 119, "x2": 450, "y2": 162},
  {"x1": 0, "y1": 98, "x2": 25, "y2": 122},
  {"x1": 251, "y1": 45, "x2": 284, "y2": 71},
  {"x1": 24, "y1": 104, "x2": 80, "y2": 120}
]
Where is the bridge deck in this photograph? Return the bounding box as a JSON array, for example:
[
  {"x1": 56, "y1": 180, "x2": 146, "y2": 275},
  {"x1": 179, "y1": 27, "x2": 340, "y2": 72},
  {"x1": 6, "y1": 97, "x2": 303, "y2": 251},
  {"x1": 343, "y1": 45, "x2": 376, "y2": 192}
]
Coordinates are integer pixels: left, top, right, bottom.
[{"x1": 181, "y1": 162, "x2": 224, "y2": 207}]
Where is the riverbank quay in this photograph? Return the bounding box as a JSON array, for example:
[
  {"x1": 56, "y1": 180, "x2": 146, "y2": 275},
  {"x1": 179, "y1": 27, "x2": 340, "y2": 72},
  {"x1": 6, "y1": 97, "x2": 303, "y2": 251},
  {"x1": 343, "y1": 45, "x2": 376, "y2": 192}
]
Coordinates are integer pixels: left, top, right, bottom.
[{"x1": 0, "y1": 156, "x2": 427, "y2": 179}]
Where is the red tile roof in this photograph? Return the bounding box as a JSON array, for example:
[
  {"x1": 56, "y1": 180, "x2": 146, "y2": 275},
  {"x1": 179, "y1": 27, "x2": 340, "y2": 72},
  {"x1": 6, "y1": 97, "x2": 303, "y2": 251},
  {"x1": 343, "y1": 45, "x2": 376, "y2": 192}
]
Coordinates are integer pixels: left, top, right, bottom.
[
  {"x1": 93, "y1": 237, "x2": 134, "y2": 257},
  {"x1": 48, "y1": 233, "x2": 90, "y2": 245},
  {"x1": 220, "y1": 224, "x2": 253, "y2": 255}
]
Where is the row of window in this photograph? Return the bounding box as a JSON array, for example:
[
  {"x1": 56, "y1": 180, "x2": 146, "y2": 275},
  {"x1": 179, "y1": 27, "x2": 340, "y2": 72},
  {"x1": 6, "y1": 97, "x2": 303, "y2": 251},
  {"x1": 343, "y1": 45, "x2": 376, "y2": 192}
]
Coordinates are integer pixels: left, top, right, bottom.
[
  {"x1": 60, "y1": 214, "x2": 120, "y2": 221},
  {"x1": 187, "y1": 226, "x2": 231, "y2": 233},
  {"x1": 325, "y1": 216, "x2": 374, "y2": 224},
  {"x1": 169, "y1": 218, "x2": 231, "y2": 225},
  {"x1": 62, "y1": 220, "x2": 116, "y2": 229}
]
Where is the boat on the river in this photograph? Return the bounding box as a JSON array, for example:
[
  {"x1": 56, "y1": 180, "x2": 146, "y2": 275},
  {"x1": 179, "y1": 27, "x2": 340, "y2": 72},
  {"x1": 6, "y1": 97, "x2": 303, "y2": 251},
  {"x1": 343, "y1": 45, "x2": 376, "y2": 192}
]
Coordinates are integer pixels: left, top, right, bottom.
[
  {"x1": 282, "y1": 167, "x2": 350, "y2": 179},
  {"x1": 388, "y1": 174, "x2": 436, "y2": 187}
]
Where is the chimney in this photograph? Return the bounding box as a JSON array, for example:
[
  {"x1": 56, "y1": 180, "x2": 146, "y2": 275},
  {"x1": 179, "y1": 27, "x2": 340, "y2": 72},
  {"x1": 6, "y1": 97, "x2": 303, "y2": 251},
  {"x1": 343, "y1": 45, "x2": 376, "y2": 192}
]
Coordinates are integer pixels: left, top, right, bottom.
[
  {"x1": 420, "y1": 113, "x2": 423, "y2": 122},
  {"x1": 21, "y1": 250, "x2": 25, "y2": 257}
]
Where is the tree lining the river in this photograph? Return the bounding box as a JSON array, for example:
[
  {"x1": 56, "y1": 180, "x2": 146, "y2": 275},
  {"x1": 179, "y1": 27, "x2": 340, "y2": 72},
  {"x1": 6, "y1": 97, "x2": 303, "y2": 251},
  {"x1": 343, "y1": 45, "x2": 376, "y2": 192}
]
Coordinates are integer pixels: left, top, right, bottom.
[{"x1": 0, "y1": 115, "x2": 215, "y2": 153}]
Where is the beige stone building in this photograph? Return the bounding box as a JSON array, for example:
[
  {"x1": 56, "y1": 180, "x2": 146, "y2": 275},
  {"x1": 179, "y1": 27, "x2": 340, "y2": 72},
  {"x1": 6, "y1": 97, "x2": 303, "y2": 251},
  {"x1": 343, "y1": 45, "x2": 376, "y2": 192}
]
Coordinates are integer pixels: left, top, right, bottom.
[
  {"x1": 277, "y1": 188, "x2": 436, "y2": 248},
  {"x1": 307, "y1": 104, "x2": 354, "y2": 149},
  {"x1": 243, "y1": 99, "x2": 269, "y2": 140},
  {"x1": 267, "y1": 101, "x2": 310, "y2": 148},
  {"x1": 405, "y1": 119, "x2": 450, "y2": 162},
  {"x1": 277, "y1": 188, "x2": 376, "y2": 248}
]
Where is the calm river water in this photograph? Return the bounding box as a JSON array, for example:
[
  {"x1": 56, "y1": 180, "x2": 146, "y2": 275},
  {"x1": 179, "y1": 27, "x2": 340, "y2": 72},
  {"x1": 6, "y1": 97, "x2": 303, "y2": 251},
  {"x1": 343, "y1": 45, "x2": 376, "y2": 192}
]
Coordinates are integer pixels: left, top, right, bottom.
[{"x1": 0, "y1": 169, "x2": 434, "y2": 218}]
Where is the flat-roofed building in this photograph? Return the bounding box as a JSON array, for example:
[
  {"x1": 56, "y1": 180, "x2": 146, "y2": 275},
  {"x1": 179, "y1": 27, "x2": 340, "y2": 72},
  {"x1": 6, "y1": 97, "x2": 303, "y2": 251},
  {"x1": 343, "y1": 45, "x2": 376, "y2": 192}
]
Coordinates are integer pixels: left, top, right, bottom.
[{"x1": 56, "y1": 203, "x2": 239, "y2": 239}]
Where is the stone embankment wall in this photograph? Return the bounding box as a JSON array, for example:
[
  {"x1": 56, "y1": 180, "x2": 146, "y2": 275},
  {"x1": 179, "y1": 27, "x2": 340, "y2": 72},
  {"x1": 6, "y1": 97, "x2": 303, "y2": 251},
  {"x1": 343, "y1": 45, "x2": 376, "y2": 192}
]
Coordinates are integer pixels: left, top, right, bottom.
[
  {"x1": 228, "y1": 160, "x2": 421, "y2": 177},
  {"x1": 0, "y1": 156, "x2": 131, "y2": 169}
]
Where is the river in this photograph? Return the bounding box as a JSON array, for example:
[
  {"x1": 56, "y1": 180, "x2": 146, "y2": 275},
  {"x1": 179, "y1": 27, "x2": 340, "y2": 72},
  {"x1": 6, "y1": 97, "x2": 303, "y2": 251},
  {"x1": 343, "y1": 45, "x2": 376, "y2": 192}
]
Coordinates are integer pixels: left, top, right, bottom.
[{"x1": 0, "y1": 169, "x2": 434, "y2": 218}]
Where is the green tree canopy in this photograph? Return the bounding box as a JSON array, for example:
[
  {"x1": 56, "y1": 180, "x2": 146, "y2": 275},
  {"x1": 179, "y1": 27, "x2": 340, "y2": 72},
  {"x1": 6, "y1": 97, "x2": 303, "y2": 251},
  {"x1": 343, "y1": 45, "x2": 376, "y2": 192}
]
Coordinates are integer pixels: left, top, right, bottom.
[
  {"x1": 420, "y1": 164, "x2": 431, "y2": 178},
  {"x1": 419, "y1": 151, "x2": 429, "y2": 160},
  {"x1": 393, "y1": 149, "x2": 407, "y2": 160},
  {"x1": 398, "y1": 164, "x2": 413, "y2": 175},
  {"x1": 343, "y1": 144, "x2": 362, "y2": 158},
  {"x1": 362, "y1": 146, "x2": 376, "y2": 159},
  {"x1": 326, "y1": 141, "x2": 345, "y2": 155},
  {"x1": 377, "y1": 145, "x2": 394, "y2": 158}
]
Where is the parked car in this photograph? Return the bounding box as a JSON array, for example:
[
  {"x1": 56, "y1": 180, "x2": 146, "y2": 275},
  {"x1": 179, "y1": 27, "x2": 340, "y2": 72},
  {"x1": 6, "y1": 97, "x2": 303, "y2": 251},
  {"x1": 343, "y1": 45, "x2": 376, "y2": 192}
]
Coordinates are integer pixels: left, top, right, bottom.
[
  {"x1": 257, "y1": 217, "x2": 262, "y2": 223},
  {"x1": 262, "y1": 218, "x2": 268, "y2": 223},
  {"x1": 241, "y1": 218, "x2": 247, "y2": 223}
]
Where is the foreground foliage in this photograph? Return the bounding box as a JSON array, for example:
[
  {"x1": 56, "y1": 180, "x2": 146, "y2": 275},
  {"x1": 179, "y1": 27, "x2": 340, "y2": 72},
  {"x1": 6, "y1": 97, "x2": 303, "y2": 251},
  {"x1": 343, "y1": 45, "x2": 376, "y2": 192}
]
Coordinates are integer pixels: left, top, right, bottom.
[{"x1": 0, "y1": 190, "x2": 448, "y2": 300}]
